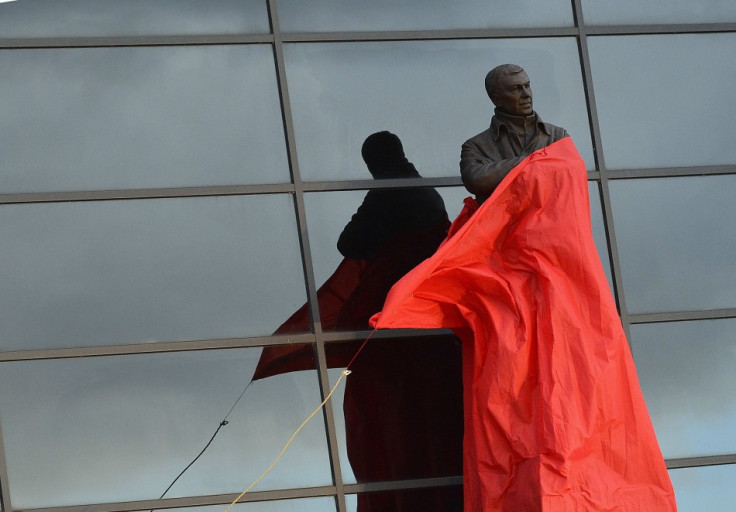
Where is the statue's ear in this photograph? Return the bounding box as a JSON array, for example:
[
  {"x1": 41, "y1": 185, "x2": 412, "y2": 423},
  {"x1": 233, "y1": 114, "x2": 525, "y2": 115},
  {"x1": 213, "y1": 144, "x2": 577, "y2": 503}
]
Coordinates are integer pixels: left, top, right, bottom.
[{"x1": 489, "y1": 93, "x2": 500, "y2": 106}]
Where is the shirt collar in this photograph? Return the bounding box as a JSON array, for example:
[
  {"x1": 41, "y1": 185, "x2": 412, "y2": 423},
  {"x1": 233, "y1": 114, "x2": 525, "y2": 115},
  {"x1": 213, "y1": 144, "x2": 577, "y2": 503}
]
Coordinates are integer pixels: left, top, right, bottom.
[{"x1": 490, "y1": 109, "x2": 550, "y2": 140}]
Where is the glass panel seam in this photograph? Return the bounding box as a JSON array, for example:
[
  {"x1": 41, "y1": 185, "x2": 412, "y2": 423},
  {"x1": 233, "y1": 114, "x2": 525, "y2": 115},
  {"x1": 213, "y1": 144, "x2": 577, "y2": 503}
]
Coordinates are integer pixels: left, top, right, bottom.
[
  {"x1": 0, "y1": 334, "x2": 317, "y2": 362},
  {"x1": 605, "y1": 166, "x2": 736, "y2": 179},
  {"x1": 586, "y1": 23, "x2": 736, "y2": 36},
  {"x1": 280, "y1": 27, "x2": 579, "y2": 42},
  {"x1": 0, "y1": 185, "x2": 297, "y2": 205},
  {"x1": 666, "y1": 455, "x2": 736, "y2": 470},
  {"x1": 0, "y1": 35, "x2": 274, "y2": 49},
  {"x1": 629, "y1": 309, "x2": 736, "y2": 324},
  {"x1": 2, "y1": 26, "x2": 733, "y2": 51},
  {"x1": 344, "y1": 475, "x2": 463, "y2": 493}
]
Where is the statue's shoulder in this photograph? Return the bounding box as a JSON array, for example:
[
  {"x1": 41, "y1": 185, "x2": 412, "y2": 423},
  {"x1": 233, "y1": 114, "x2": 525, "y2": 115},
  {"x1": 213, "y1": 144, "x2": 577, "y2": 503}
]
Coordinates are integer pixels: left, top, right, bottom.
[
  {"x1": 463, "y1": 127, "x2": 493, "y2": 148},
  {"x1": 542, "y1": 121, "x2": 569, "y2": 141}
]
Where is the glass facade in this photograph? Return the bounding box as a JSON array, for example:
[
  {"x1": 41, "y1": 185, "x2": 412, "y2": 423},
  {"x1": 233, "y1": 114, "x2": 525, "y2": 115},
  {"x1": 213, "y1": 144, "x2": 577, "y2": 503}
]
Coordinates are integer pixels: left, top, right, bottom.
[{"x1": 0, "y1": 2, "x2": 734, "y2": 512}]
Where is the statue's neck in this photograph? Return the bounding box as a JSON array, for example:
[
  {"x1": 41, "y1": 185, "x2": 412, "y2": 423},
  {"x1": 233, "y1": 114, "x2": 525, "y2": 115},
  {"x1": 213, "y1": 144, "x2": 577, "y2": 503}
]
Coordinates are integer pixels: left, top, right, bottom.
[{"x1": 494, "y1": 108, "x2": 538, "y2": 131}]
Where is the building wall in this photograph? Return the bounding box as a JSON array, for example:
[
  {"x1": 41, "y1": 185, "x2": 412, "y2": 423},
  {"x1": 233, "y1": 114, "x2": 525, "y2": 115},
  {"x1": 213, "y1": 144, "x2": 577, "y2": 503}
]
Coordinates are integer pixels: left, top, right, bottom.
[{"x1": 0, "y1": 1, "x2": 735, "y2": 511}]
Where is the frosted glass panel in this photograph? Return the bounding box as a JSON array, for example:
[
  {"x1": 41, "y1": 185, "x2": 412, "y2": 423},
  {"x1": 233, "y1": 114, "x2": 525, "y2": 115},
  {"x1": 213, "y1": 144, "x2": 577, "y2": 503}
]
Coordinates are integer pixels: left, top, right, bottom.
[
  {"x1": 589, "y1": 34, "x2": 736, "y2": 170},
  {"x1": 0, "y1": 195, "x2": 307, "y2": 351},
  {"x1": 0, "y1": 350, "x2": 331, "y2": 509},
  {"x1": 581, "y1": 0, "x2": 736, "y2": 25},
  {"x1": 278, "y1": 0, "x2": 572, "y2": 31},
  {"x1": 0, "y1": 45, "x2": 288, "y2": 193},
  {"x1": 630, "y1": 319, "x2": 736, "y2": 459},
  {"x1": 669, "y1": 465, "x2": 736, "y2": 512},
  {"x1": 609, "y1": 175, "x2": 736, "y2": 313},
  {"x1": 286, "y1": 39, "x2": 593, "y2": 182},
  {"x1": 0, "y1": 0, "x2": 269, "y2": 38}
]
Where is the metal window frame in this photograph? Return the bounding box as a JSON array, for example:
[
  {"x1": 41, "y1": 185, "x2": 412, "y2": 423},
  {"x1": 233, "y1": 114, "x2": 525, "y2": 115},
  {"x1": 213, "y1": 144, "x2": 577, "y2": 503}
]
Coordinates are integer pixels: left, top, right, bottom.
[{"x1": 1, "y1": 0, "x2": 736, "y2": 510}]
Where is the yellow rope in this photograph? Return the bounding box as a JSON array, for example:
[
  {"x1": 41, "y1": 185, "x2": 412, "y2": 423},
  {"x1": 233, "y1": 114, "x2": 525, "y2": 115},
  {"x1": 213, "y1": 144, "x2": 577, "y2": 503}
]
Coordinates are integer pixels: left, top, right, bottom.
[{"x1": 224, "y1": 369, "x2": 352, "y2": 512}]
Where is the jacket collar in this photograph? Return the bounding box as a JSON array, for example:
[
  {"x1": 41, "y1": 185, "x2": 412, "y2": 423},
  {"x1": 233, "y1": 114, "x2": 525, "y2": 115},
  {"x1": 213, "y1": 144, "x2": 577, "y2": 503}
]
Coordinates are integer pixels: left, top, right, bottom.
[{"x1": 490, "y1": 109, "x2": 550, "y2": 140}]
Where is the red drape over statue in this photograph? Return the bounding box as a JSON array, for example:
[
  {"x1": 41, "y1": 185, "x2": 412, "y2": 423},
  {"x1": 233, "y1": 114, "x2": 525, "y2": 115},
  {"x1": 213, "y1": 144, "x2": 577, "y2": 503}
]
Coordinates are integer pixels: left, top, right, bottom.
[{"x1": 370, "y1": 137, "x2": 677, "y2": 511}]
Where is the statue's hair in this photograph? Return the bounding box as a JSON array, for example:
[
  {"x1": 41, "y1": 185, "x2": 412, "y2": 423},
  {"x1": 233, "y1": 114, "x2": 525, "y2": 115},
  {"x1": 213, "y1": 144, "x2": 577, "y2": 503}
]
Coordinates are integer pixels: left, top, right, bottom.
[
  {"x1": 484, "y1": 64, "x2": 525, "y2": 100},
  {"x1": 361, "y1": 130, "x2": 405, "y2": 166}
]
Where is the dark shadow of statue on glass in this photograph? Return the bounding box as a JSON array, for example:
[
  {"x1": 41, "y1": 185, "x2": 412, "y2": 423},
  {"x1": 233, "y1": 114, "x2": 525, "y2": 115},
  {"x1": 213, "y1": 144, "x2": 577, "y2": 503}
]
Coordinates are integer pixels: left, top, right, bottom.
[{"x1": 253, "y1": 131, "x2": 463, "y2": 512}]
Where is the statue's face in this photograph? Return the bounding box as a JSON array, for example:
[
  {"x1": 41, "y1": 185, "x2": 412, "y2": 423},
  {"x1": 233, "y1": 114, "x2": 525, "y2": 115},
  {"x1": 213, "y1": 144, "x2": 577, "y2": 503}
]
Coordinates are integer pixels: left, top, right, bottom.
[{"x1": 492, "y1": 71, "x2": 533, "y2": 116}]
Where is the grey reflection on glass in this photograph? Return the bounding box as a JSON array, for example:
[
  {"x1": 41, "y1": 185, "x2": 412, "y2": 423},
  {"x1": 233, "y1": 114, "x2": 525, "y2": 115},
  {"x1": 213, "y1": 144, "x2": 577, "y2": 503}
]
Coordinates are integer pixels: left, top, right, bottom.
[
  {"x1": 630, "y1": 319, "x2": 736, "y2": 459},
  {"x1": 345, "y1": 487, "x2": 463, "y2": 512},
  {"x1": 306, "y1": 186, "x2": 467, "y2": 294},
  {"x1": 285, "y1": 39, "x2": 594, "y2": 182},
  {"x1": 306, "y1": 190, "x2": 365, "y2": 291},
  {"x1": 329, "y1": 368, "x2": 357, "y2": 484},
  {"x1": 0, "y1": 350, "x2": 331, "y2": 509},
  {"x1": 669, "y1": 465, "x2": 736, "y2": 512},
  {"x1": 609, "y1": 175, "x2": 736, "y2": 314},
  {"x1": 0, "y1": 0, "x2": 269, "y2": 38},
  {"x1": 588, "y1": 182, "x2": 613, "y2": 290},
  {"x1": 588, "y1": 34, "x2": 736, "y2": 170},
  {"x1": 581, "y1": 0, "x2": 736, "y2": 25},
  {"x1": 303, "y1": 128, "x2": 463, "y2": 335},
  {"x1": 277, "y1": 0, "x2": 572, "y2": 31},
  {"x1": 0, "y1": 45, "x2": 288, "y2": 193},
  {"x1": 328, "y1": 335, "x2": 463, "y2": 498},
  {"x1": 160, "y1": 497, "x2": 337, "y2": 512},
  {"x1": 0, "y1": 195, "x2": 306, "y2": 351}
]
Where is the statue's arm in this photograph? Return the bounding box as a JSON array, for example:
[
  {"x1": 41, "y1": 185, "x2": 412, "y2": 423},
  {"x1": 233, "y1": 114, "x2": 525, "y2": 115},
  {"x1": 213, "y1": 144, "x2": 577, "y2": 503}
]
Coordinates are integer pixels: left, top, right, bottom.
[
  {"x1": 337, "y1": 192, "x2": 387, "y2": 259},
  {"x1": 460, "y1": 141, "x2": 526, "y2": 197}
]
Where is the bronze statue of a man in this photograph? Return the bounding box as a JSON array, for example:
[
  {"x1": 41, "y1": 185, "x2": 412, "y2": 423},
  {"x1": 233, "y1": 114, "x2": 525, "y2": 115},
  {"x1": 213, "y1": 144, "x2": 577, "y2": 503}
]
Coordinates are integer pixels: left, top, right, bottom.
[{"x1": 460, "y1": 64, "x2": 568, "y2": 204}]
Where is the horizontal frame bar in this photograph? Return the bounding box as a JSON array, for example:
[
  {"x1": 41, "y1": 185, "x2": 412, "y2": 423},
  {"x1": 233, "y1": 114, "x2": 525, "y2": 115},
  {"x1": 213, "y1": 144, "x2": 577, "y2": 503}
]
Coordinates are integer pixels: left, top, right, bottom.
[
  {"x1": 666, "y1": 454, "x2": 736, "y2": 470},
  {"x1": 604, "y1": 165, "x2": 736, "y2": 180},
  {"x1": 629, "y1": 309, "x2": 736, "y2": 325},
  {"x1": 0, "y1": 333, "x2": 315, "y2": 362},
  {"x1": 2, "y1": 22, "x2": 734, "y2": 50}
]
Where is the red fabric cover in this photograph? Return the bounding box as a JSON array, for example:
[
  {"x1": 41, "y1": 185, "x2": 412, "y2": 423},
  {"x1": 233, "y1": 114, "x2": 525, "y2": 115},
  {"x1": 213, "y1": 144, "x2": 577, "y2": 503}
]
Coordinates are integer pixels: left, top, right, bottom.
[
  {"x1": 370, "y1": 138, "x2": 677, "y2": 511},
  {"x1": 252, "y1": 257, "x2": 366, "y2": 380}
]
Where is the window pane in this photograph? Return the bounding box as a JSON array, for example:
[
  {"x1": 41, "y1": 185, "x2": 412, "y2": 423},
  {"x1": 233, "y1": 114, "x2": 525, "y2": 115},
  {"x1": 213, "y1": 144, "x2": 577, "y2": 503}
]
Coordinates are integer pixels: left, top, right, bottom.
[
  {"x1": 277, "y1": 0, "x2": 572, "y2": 31},
  {"x1": 0, "y1": 45, "x2": 288, "y2": 193},
  {"x1": 609, "y1": 175, "x2": 736, "y2": 314},
  {"x1": 0, "y1": 195, "x2": 307, "y2": 351},
  {"x1": 345, "y1": 486, "x2": 463, "y2": 512},
  {"x1": 0, "y1": 0, "x2": 269, "y2": 38},
  {"x1": 327, "y1": 334, "x2": 463, "y2": 489},
  {"x1": 581, "y1": 0, "x2": 736, "y2": 25},
  {"x1": 0, "y1": 350, "x2": 331, "y2": 509},
  {"x1": 285, "y1": 39, "x2": 594, "y2": 182},
  {"x1": 589, "y1": 34, "x2": 736, "y2": 170},
  {"x1": 630, "y1": 319, "x2": 736, "y2": 459},
  {"x1": 669, "y1": 465, "x2": 736, "y2": 512}
]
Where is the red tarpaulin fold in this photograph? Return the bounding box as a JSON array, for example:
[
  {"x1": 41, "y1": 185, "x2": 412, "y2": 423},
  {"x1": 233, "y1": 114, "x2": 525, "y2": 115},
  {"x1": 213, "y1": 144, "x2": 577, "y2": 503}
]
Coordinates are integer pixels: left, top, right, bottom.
[{"x1": 370, "y1": 137, "x2": 677, "y2": 511}]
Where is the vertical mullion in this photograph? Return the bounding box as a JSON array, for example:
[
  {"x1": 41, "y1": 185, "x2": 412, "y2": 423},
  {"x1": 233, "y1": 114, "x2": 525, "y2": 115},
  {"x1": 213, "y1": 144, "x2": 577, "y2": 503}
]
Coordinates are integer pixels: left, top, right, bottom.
[
  {"x1": 572, "y1": 0, "x2": 633, "y2": 342},
  {"x1": 266, "y1": 2, "x2": 348, "y2": 512},
  {"x1": 0, "y1": 418, "x2": 13, "y2": 512}
]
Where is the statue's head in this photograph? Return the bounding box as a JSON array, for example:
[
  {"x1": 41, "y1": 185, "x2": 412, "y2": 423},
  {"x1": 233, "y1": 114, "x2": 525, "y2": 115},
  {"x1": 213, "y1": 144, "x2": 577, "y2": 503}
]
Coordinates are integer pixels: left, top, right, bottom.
[
  {"x1": 484, "y1": 64, "x2": 533, "y2": 116},
  {"x1": 361, "y1": 131, "x2": 407, "y2": 178}
]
